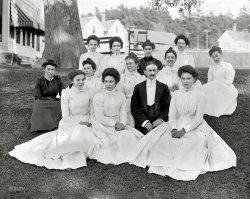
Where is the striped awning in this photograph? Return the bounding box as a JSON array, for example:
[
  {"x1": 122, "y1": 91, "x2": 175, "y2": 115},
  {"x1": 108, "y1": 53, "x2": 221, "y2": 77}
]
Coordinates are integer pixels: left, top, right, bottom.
[{"x1": 10, "y1": 0, "x2": 44, "y2": 32}]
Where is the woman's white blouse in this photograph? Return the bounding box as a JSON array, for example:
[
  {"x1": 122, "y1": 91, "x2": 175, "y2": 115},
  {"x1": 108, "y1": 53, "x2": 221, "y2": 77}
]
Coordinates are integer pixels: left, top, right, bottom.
[
  {"x1": 96, "y1": 54, "x2": 126, "y2": 77},
  {"x1": 157, "y1": 66, "x2": 179, "y2": 88},
  {"x1": 174, "y1": 51, "x2": 195, "y2": 71},
  {"x1": 207, "y1": 60, "x2": 235, "y2": 85},
  {"x1": 169, "y1": 87, "x2": 205, "y2": 133},
  {"x1": 61, "y1": 86, "x2": 93, "y2": 123},
  {"x1": 85, "y1": 76, "x2": 103, "y2": 94},
  {"x1": 119, "y1": 71, "x2": 144, "y2": 99},
  {"x1": 93, "y1": 90, "x2": 127, "y2": 127},
  {"x1": 79, "y1": 51, "x2": 104, "y2": 72}
]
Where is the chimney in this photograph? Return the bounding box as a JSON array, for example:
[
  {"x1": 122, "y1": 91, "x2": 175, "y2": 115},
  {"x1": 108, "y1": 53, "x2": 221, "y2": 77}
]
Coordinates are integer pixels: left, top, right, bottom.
[
  {"x1": 232, "y1": 23, "x2": 237, "y2": 31},
  {"x1": 101, "y1": 12, "x2": 105, "y2": 22}
]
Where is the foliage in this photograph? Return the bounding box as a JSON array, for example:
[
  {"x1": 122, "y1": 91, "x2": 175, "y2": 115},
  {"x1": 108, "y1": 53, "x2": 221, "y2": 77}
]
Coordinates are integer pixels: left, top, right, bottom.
[
  {"x1": 96, "y1": 4, "x2": 250, "y2": 49},
  {"x1": 149, "y1": 0, "x2": 203, "y2": 14}
]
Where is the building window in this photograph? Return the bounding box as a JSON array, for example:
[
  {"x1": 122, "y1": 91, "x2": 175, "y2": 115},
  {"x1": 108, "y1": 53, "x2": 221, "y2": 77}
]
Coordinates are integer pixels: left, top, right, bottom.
[
  {"x1": 16, "y1": 29, "x2": 20, "y2": 44},
  {"x1": 27, "y1": 31, "x2": 30, "y2": 46},
  {"x1": 92, "y1": 26, "x2": 95, "y2": 34},
  {"x1": 32, "y1": 34, "x2": 35, "y2": 48},
  {"x1": 22, "y1": 30, "x2": 25, "y2": 46},
  {"x1": 36, "y1": 35, "x2": 40, "y2": 51}
]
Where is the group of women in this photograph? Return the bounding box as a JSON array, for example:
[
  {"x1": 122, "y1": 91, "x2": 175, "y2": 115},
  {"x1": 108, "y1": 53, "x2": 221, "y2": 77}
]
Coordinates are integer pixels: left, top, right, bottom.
[{"x1": 9, "y1": 34, "x2": 237, "y2": 181}]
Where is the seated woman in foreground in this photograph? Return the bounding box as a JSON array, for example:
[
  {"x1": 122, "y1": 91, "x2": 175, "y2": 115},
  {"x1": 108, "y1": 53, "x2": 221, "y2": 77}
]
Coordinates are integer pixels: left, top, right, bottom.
[
  {"x1": 128, "y1": 65, "x2": 236, "y2": 181},
  {"x1": 30, "y1": 59, "x2": 64, "y2": 134},
  {"x1": 9, "y1": 70, "x2": 96, "y2": 170},
  {"x1": 88, "y1": 68, "x2": 144, "y2": 165},
  {"x1": 200, "y1": 46, "x2": 238, "y2": 117}
]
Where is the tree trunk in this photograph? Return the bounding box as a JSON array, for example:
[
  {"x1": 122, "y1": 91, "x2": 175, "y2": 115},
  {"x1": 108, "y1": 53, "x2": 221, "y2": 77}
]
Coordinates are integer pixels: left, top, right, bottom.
[{"x1": 42, "y1": 0, "x2": 86, "y2": 68}]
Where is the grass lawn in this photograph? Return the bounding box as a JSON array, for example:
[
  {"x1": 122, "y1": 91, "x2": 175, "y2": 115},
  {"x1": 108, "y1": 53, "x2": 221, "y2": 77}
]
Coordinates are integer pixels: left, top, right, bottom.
[{"x1": 0, "y1": 64, "x2": 249, "y2": 199}]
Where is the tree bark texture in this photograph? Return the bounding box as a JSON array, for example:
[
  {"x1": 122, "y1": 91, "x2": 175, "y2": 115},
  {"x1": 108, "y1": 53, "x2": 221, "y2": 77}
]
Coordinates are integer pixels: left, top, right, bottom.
[{"x1": 43, "y1": 0, "x2": 86, "y2": 68}]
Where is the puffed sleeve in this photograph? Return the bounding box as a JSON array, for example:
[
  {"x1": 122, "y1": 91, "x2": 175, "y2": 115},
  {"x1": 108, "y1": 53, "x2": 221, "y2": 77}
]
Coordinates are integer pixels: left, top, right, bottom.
[
  {"x1": 61, "y1": 88, "x2": 70, "y2": 119},
  {"x1": 189, "y1": 54, "x2": 195, "y2": 68},
  {"x1": 88, "y1": 90, "x2": 95, "y2": 123},
  {"x1": 95, "y1": 56, "x2": 107, "y2": 78},
  {"x1": 93, "y1": 92, "x2": 117, "y2": 127},
  {"x1": 94, "y1": 78, "x2": 104, "y2": 94},
  {"x1": 117, "y1": 75, "x2": 125, "y2": 95},
  {"x1": 119, "y1": 93, "x2": 127, "y2": 126},
  {"x1": 34, "y1": 78, "x2": 42, "y2": 100},
  {"x1": 207, "y1": 66, "x2": 213, "y2": 82},
  {"x1": 168, "y1": 92, "x2": 178, "y2": 130},
  {"x1": 183, "y1": 91, "x2": 205, "y2": 133},
  {"x1": 224, "y1": 63, "x2": 235, "y2": 85},
  {"x1": 79, "y1": 53, "x2": 85, "y2": 71}
]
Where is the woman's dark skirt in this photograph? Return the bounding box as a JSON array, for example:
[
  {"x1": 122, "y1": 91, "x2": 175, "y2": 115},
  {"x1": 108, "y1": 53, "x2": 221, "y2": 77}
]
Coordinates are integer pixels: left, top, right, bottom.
[{"x1": 30, "y1": 99, "x2": 62, "y2": 133}]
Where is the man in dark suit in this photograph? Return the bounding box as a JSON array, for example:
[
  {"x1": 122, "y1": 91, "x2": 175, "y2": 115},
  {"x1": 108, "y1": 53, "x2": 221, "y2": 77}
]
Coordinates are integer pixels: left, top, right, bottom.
[{"x1": 131, "y1": 62, "x2": 171, "y2": 135}]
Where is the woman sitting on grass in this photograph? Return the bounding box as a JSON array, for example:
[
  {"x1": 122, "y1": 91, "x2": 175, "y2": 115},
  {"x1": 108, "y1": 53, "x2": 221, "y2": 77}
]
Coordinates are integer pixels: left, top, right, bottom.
[
  {"x1": 30, "y1": 59, "x2": 64, "y2": 134},
  {"x1": 10, "y1": 70, "x2": 97, "y2": 170},
  {"x1": 200, "y1": 46, "x2": 238, "y2": 117},
  {"x1": 88, "y1": 67, "x2": 144, "y2": 165},
  {"x1": 128, "y1": 65, "x2": 236, "y2": 181}
]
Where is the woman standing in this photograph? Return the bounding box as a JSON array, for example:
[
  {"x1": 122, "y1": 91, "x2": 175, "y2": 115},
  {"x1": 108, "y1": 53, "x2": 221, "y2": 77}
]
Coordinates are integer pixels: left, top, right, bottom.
[
  {"x1": 10, "y1": 70, "x2": 96, "y2": 170},
  {"x1": 89, "y1": 68, "x2": 143, "y2": 165},
  {"x1": 79, "y1": 35, "x2": 104, "y2": 74},
  {"x1": 157, "y1": 47, "x2": 179, "y2": 92},
  {"x1": 173, "y1": 34, "x2": 195, "y2": 71},
  {"x1": 129, "y1": 65, "x2": 236, "y2": 181},
  {"x1": 96, "y1": 36, "x2": 126, "y2": 77},
  {"x1": 201, "y1": 46, "x2": 238, "y2": 117},
  {"x1": 30, "y1": 60, "x2": 64, "y2": 134}
]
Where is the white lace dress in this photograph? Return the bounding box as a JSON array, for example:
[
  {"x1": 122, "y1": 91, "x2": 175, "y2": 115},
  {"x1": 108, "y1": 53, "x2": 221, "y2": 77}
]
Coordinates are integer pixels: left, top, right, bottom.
[
  {"x1": 128, "y1": 87, "x2": 236, "y2": 181},
  {"x1": 200, "y1": 60, "x2": 238, "y2": 117},
  {"x1": 88, "y1": 89, "x2": 144, "y2": 165},
  {"x1": 9, "y1": 86, "x2": 96, "y2": 170}
]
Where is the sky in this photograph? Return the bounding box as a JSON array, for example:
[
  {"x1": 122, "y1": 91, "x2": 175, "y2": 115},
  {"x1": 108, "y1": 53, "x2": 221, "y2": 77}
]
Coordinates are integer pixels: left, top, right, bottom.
[{"x1": 36, "y1": 0, "x2": 250, "y2": 19}]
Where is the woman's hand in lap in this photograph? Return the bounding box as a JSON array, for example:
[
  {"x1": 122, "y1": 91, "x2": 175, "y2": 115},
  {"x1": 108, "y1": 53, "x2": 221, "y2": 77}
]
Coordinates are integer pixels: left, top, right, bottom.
[{"x1": 115, "y1": 122, "x2": 125, "y2": 131}]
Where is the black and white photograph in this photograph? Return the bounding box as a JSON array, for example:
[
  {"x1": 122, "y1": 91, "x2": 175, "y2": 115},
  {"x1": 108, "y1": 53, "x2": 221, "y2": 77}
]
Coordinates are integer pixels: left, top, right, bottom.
[{"x1": 0, "y1": 0, "x2": 249, "y2": 198}]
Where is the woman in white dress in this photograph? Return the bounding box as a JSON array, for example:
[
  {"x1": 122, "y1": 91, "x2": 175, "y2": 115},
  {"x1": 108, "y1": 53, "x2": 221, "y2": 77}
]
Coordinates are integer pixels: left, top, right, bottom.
[
  {"x1": 9, "y1": 70, "x2": 97, "y2": 170},
  {"x1": 95, "y1": 36, "x2": 126, "y2": 77},
  {"x1": 157, "y1": 47, "x2": 179, "y2": 92},
  {"x1": 200, "y1": 46, "x2": 238, "y2": 117},
  {"x1": 88, "y1": 68, "x2": 144, "y2": 165},
  {"x1": 128, "y1": 65, "x2": 236, "y2": 181},
  {"x1": 173, "y1": 34, "x2": 195, "y2": 71},
  {"x1": 82, "y1": 58, "x2": 103, "y2": 94},
  {"x1": 79, "y1": 35, "x2": 104, "y2": 75},
  {"x1": 118, "y1": 52, "x2": 144, "y2": 127}
]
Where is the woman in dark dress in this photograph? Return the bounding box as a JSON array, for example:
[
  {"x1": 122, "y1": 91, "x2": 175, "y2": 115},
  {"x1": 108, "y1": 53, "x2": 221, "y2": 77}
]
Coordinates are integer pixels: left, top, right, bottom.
[{"x1": 30, "y1": 60, "x2": 65, "y2": 133}]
